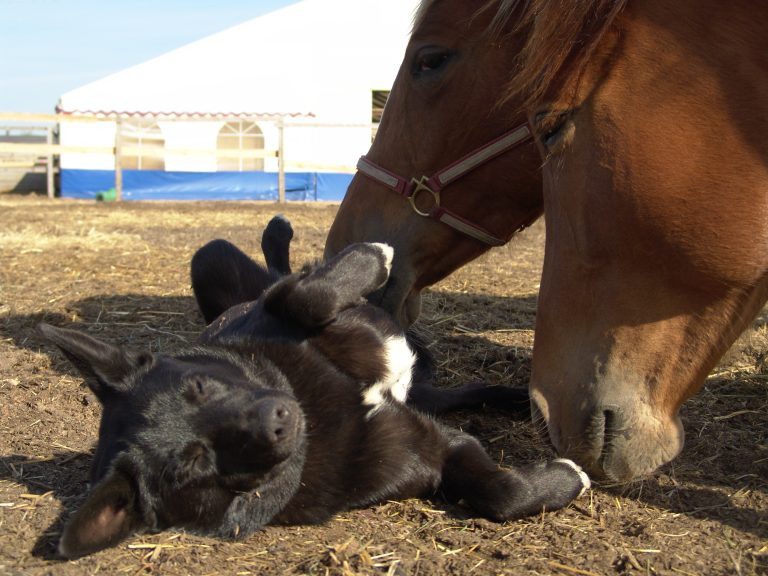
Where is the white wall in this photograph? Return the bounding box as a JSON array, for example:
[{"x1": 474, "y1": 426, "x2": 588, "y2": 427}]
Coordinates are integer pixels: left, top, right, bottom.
[
  {"x1": 161, "y1": 121, "x2": 220, "y2": 172},
  {"x1": 59, "y1": 116, "x2": 372, "y2": 173},
  {"x1": 59, "y1": 121, "x2": 116, "y2": 170}
]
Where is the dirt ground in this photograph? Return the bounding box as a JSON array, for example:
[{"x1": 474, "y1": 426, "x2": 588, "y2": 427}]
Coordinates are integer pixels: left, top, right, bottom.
[{"x1": 0, "y1": 195, "x2": 766, "y2": 576}]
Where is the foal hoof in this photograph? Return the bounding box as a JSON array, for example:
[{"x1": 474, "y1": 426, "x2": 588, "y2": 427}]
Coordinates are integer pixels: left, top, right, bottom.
[
  {"x1": 262, "y1": 215, "x2": 294, "y2": 275},
  {"x1": 264, "y1": 215, "x2": 293, "y2": 241},
  {"x1": 368, "y1": 243, "x2": 394, "y2": 276},
  {"x1": 553, "y1": 458, "x2": 591, "y2": 497}
]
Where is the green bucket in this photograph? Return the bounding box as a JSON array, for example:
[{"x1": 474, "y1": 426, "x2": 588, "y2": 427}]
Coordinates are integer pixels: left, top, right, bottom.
[{"x1": 96, "y1": 188, "x2": 117, "y2": 202}]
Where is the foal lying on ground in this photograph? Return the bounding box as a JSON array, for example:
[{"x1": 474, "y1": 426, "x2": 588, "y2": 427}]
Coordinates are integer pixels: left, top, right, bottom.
[{"x1": 40, "y1": 218, "x2": 589, "y2": 559}]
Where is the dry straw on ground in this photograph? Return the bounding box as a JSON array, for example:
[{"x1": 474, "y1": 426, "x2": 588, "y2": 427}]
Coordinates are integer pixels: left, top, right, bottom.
[{"x1": 0, "y1": 196, "x2": 765, "y2": 575}]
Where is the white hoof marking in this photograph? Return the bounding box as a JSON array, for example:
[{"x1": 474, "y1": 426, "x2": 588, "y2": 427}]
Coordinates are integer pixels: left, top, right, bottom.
[
  {"x1": 369, "y1": 243, "x2": 394, "y2": 274},
  {"x1": 554, "y1": 458, "x2": 591, "y2": 496}
]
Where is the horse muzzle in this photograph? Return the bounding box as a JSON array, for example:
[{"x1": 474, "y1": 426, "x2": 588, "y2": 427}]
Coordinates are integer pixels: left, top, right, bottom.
[{"x1": 531, "y1": 388, "x2": 685, "y2": 483}]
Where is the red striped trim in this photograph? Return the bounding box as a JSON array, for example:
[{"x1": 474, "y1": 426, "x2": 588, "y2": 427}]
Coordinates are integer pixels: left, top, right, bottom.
[{"x1": 55, "y1": 107, "x2": 314, "y2": 119}]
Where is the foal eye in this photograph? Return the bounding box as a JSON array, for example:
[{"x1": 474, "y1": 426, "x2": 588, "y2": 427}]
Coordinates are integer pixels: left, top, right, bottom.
[
  {"x1": 183, "y1": 374, "x2": 220, "y2": 404},
  {"x1": 412, "y1": 47, "x2": 454, "y2": 77},
  {"x1": 130, "y1": 351, "x2": 155, "y2": 371}
]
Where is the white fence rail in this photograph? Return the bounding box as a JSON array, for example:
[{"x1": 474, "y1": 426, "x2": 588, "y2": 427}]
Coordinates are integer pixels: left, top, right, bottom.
[{"x1": 0, "y1": 112, "x2": 372, "y2": 201}]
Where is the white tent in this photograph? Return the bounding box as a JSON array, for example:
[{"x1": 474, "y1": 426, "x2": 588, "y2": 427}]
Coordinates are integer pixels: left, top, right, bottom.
[{"x1": 58, "y1": 0, "x2": 419, "y2": 199}]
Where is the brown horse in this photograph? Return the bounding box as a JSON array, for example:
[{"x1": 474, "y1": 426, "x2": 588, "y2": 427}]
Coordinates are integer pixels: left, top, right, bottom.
[{"x1": 326, "y1": 0, "x2": 768, "y2": 482}]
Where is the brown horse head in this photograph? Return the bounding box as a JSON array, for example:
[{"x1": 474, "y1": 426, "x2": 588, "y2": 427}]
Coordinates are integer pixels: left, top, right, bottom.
[
  {"x1": 509, "y1": 0, "x2": 768, "y2": 480},
  {"x1": 325, "y1": 0, "x2": 542, "y2": 327}
]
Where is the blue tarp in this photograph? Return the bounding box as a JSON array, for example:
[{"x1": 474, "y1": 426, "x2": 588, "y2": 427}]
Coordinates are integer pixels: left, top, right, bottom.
[{"x1": 61, "y1": 169, "x2": 353, "y2": 201}]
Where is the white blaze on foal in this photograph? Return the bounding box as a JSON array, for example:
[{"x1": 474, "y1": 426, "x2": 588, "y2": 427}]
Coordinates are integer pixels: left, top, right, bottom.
[{"x1": 362, "y1": 335, "x2": 417, "y2": 412}]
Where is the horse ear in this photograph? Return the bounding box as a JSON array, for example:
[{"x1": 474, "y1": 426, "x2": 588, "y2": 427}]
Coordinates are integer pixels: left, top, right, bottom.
[
  {"x1": 58, "y1": 469, "x2": 145, "y2": 558},
  {"x1": 37, "y1": 323, "x2": 152, "y2": 399}
]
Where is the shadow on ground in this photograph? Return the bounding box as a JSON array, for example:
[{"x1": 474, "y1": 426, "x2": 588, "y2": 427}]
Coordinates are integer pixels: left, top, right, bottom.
[{"x1": 2, "y1": 290, "x2": 766, "y2": 550}]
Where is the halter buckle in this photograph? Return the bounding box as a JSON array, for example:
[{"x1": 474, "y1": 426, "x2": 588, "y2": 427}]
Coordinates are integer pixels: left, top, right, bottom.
[{"x1": 408, "y1": 176, "x2": 440, "y2": 217}]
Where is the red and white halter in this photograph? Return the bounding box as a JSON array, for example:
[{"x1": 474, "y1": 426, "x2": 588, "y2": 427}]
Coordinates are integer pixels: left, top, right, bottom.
[{"x1": 356, "y1": 122, "x2": 535, "y2": 246}]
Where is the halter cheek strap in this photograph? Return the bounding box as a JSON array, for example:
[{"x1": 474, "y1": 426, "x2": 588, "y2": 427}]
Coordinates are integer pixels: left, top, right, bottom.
[{"x1": 356, "y1": 123, "x2": 535, "y2": 246}]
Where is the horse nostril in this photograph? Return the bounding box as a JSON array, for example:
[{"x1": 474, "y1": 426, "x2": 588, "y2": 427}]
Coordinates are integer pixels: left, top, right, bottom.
[
  {"x1": 575, "y1": 405, "x2": 623, "y2": 477},
  {"x1": 596, "y1": 406, "x2": 627, "y2": 470},
  {"x1": 602, "y1": 409, "x2": 616, "y2": 440},
  {"x1": 602, "y1": 406, "x2": 627, "y2": 442},
  {"x1": 584, "y1": 409, "x2": 607, "y2": 447}
]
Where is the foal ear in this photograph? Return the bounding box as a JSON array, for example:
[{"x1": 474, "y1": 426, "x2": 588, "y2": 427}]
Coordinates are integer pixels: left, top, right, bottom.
[
  {"x1": 37, "y1": 323, "x2": 151, "y2": 399},
  {"x1": 58, "y1": 469, "x2": 145, "y2": 559}
]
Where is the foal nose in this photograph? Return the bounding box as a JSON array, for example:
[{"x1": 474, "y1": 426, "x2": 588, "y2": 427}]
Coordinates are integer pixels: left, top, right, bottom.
[{"x1": 253, "y1": 399, "x2": 296, "y2": 444}]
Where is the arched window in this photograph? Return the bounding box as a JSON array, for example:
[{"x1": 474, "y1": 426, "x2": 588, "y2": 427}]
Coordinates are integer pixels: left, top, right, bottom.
[
  {"x1": 121, "y1": 120, "x2": 164, "y2": 170},
  {"x1": 217, "y1": 121, "x2": 265, "y2": 171}
]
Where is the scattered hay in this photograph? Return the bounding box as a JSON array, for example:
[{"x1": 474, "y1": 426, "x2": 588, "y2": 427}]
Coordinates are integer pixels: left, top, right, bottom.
[{"x1": 0, "y1": 195, "x2": 765, "y2": 575}]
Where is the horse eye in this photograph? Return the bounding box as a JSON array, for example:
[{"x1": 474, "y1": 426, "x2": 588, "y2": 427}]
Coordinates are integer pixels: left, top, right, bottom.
[
  {"x1": 412, "y1": 47, "x2": 453, "y2": 77},
  {"x1": 536, "y1": 111, "x2": 572, "y2": 148}
]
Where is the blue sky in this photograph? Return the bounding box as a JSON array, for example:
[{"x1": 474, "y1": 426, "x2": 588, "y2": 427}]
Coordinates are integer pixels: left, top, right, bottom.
[{"x1": 0, "y1": 0, "x2": 300, "y2": 113}]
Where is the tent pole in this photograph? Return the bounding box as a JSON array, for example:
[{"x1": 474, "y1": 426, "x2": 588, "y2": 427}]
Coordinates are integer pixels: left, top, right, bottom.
[
  {"x1": 46, "y1": 126, "x2": 54, "y2": 199},
  {"x1": 114, "y1": 117, "x2": 123, "y2": 201},
  {"x1": 277, "y1": 119, "x2": 285, "y2": 203}
]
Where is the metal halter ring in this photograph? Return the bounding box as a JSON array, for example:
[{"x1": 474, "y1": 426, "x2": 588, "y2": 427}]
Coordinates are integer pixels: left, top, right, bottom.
[
  {"x1": 408, "y1": 176, "x2": 440, "y2": 217},
  {"x1": 355, "y1": 122, "x2": 535, "y2": 246}
]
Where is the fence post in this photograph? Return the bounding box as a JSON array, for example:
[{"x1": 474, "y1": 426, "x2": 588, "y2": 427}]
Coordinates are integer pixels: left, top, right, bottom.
[
  {"x1": 114, "y1": 117, "x2": 123, "y2": 201},
  {"x1": 277, "y1": 119, "x2": 285, "y2": 203},
  {"x1": 46, "y1": 125, "x2": 54, "y2": 199}
]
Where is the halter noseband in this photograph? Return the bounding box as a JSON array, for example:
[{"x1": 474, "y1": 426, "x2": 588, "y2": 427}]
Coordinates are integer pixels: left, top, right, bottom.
[{"x1": 356, "y1": 122, "x2": 535, "y2": 246}]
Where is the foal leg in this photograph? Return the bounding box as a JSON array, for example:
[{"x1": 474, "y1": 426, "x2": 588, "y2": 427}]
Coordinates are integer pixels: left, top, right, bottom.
[
  {"x1": 439, "y1": 429, "x2": 590, "y2": 520},
  {"x1": 261, "y1": 215, "x2": 293, "y2": 276},
  {"x1": 264, "y1": 243, "x2": 392, "y2": 328},
  {"x1": 192, "y1": 215, "x2": 295, "y2": 324},
  {"x1": 407, "y1": 382, "x2": 531, "y2": 416},
  {"x1": 191, "y1": 240, "x2": 273, "y2": 324},
  {"x1": 405, "y1": 329, "x2": 531, "y2": 416}
]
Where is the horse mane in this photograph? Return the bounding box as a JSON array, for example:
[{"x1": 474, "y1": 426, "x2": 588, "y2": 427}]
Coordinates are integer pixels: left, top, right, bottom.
[
  {"x1": 496, "y1": 0, "x2": 629, "y2": 107},
  {"x1": 414, "y1": 0, "x2": 629, "y2": 107},
  {"x1": 412, "y1": 1, "x2": 430, "y2": 31}
]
